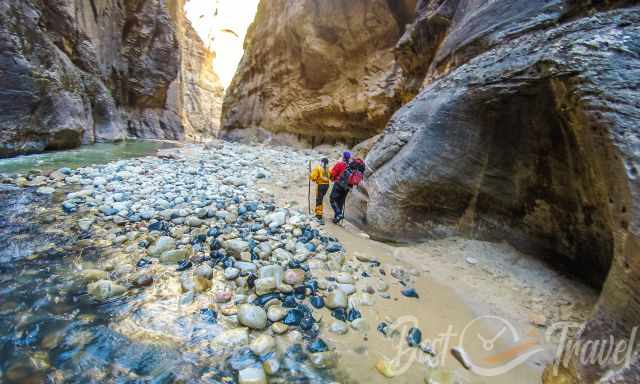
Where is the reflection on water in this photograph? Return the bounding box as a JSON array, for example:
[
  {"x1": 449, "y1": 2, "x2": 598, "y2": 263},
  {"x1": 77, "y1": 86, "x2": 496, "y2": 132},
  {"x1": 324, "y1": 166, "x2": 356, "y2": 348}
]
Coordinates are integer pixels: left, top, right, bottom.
[{"x1": 0, "y1": 140, "x2": 177, "y2": 175}]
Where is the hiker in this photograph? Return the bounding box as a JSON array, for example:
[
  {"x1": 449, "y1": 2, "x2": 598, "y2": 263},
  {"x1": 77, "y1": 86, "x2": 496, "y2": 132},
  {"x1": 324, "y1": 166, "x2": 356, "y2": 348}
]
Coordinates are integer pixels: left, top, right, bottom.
[
  {"x1": 309, "y1": 157, "x2": 331, "y2": 223},
  {"x1": 330, "y1": 157, "x2": 365, "y2": 224},
  {"x1": 330, "y1": 151, "x2": 351, "y2": 182}
]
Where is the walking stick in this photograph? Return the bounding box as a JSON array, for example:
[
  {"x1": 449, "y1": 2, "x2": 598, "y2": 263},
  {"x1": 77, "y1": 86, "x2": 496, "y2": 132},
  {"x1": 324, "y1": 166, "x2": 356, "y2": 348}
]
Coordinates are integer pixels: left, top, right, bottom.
[{"x1": 307, "y1": 160, "x2": 312, "y2": 215}]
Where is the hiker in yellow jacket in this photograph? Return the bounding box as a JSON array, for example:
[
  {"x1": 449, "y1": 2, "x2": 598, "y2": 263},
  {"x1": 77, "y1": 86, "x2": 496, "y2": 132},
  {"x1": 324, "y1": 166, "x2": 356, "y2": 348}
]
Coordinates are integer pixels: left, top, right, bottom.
[{"x1": 309, "y1": 158, "x2": 331, "y2": 223}]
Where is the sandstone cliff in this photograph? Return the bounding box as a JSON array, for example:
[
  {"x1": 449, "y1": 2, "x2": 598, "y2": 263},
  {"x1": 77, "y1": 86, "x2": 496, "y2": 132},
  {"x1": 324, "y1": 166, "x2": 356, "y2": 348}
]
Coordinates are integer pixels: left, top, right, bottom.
[
  {"x1": 0, "y1": 0, "x2": 223, "y2": 157},
  {"x1": 221, "y1": 0, "x2": 417, "y2": 146},
  {"x1": 346, "y1": 1, "x2": 640, "y2": 383}
]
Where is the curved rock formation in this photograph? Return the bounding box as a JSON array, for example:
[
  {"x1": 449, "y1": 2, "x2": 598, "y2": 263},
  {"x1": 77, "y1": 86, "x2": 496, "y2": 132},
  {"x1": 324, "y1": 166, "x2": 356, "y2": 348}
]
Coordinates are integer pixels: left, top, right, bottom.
[
  {"x1": 348, "y1": 1, "x2": 640, "y2": 382},
  {"x1": 221, "y1": 0, "x2": 417, "y2": 146},
  {"x1": 0, "y1": 0, "x2": 223, "y2": 157}
]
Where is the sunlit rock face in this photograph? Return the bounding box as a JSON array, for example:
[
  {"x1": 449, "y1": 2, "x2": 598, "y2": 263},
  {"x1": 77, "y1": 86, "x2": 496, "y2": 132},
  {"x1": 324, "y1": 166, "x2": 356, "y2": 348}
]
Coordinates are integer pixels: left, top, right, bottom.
[
  {"x1": 346, "y1": 1, "x2": 640, "y2": 383},
  {"x1": 221, "y1": 0, "x2": 417, "y2": 147},
  {"x1": 0, "y1": 0, "x2": 223, "y2": 157}
]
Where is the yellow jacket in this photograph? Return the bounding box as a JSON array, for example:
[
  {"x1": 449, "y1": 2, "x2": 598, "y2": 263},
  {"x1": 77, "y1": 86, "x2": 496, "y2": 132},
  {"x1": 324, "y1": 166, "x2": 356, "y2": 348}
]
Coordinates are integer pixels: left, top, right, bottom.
[{"x1": 309, "y1": 165, "x2": 330, "y2": 184}]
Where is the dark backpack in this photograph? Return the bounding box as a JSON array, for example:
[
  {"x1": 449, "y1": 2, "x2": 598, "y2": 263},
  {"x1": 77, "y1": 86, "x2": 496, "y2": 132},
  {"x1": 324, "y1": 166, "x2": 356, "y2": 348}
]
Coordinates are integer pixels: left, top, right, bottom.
[{"x1": 337, "y1": 159, "x2": 365, "y2": 189}]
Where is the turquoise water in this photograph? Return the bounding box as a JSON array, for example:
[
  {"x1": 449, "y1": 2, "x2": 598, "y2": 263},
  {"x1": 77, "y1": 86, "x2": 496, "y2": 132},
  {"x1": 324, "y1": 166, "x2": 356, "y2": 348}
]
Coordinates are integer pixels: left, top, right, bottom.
[{"x1": 0, "y1": 140, "x2": 177, "y2": 174}]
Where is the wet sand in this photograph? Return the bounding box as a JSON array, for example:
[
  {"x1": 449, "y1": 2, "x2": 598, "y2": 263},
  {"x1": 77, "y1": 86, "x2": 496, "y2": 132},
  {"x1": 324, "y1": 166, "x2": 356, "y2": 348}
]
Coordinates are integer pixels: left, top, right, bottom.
[{"x1": 263, "y1": 162, "x2": 599, "y2": 384}]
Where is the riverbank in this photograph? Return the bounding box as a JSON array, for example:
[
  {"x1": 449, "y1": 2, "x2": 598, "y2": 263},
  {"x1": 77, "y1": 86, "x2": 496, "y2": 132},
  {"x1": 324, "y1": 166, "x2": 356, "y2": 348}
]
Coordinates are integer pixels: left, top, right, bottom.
[{"x1": 0, "y1": 141, "x2": 597, "y2": 383}]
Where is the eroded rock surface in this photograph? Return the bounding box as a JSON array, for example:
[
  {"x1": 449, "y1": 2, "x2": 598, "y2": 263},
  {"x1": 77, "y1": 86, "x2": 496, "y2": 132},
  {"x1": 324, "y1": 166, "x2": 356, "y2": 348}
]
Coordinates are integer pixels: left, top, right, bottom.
[
  {"x1": 0, "y1": 0, "x2": 223, "y2": 157},
  {"x1": 221, "y1": 0, "x2": 417, "y2": 146},
  {"x1": 348, "y1": 1, "x2": 640, "y2": 383}
]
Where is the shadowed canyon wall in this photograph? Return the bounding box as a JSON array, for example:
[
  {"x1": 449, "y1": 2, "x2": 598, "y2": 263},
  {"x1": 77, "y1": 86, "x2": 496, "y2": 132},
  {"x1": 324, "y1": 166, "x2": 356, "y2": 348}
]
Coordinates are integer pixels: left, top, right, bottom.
[
  {"x1": 0, "y1": 0, "x2": 223, "y2": 157},
  {"x1": 221, "y1": 0, "x2": 417, "y2": 146},
  {"x1": 346, "y1": 1, "x2": 640, "y2": 383}
]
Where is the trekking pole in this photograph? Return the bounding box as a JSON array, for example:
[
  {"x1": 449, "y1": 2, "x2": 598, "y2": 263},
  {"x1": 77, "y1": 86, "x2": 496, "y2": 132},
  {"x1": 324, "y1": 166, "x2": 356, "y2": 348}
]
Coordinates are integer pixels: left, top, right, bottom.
[{"x1": 307, "y1": 160, "x2": 312, "y2": 215}]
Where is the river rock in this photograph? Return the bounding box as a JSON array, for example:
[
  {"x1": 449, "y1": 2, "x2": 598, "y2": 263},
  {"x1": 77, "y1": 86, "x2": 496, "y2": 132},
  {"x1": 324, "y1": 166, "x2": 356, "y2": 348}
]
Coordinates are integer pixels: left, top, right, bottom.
[
  {"x1": 283, "y1": 269, "x2": 305, "y2": 285},
  {"x1": 212, "y1": 328, "x2": 249, "y2": 348},
  {"x1": 250, "y1": 334, "x2": 275, "y2": 356},
  {"x1": 87, "y1": 280, "x2": 126, "y2": 300},
  {"x1": 195, "y1": 264, "x2": 213, "y2": 280},
  {"x1": 238, "y1": 304, "x2": 268, "y2": 330},
  {"x1": 79, "y1": 269, "x2": 108, "y2": 282},
  {"x1": 309, "y1": 351, "x2": 338, "y2": 369},
  {"x1": 325, "y1": 290, "x2": 347, "y2": 309},
  {"x1": 259, "y1": 265, "x2": 283, "y2": 286},
  {"x1": 226, "y1": 239, "x2": 249, "y2": 258},
  {"x1": 329, "y1": 321, "x2": 348, "y2": 335},
  {"x1": 149, "y1": 237, "x2": 176, "y2": 257},
  {"x1": 267, "y1": 306, "x2": 287, "y2": 322},
  {"x1": 238, "y1": 365, "x2": 267, "y2": 384},
  {"x1": 160, "y1": 247, "x2": 190, "y2": 264},
  {"x1": 224, "y1": 267, "x2": 240, "y2": 280},
  {"x1": 255, "y1": 277, "x2": 277, "y2": 295}
]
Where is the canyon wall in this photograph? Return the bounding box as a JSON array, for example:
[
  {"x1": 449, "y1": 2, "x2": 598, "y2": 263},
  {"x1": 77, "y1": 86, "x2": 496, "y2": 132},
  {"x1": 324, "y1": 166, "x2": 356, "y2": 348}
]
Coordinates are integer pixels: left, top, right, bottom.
[
  {"x1": 0, "y1": 0, "x2": 223, "y2": 157},
  {"x1": 221, "y1": 0, "x2": 417, "y2": 146},
  {"x1": 346, "y1": 1, "x2": 639, "y2": 383}
]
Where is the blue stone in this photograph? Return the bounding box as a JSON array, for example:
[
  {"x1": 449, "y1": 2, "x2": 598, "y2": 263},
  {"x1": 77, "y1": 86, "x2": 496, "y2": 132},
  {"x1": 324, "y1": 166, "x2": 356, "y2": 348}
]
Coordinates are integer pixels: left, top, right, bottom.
[
  {"x1": 309, "y1": 296, "x2": 324, "y2": 309},
  {"x1": 307, "y1": 338, "x2": 328, "y2": 353},
  {"x1": 407, "y1": 327, "x2": 422, "y2": 347},
  {"x1": 401, "y1": 288, "x2": 419, "y2": 299}
]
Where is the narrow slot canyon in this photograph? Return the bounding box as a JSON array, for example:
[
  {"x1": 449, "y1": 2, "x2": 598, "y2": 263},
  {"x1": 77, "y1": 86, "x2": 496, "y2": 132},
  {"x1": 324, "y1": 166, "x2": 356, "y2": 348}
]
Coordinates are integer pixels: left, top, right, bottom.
[{"x1": 0, "y1": 1, "x2": 639, "y2": 383}]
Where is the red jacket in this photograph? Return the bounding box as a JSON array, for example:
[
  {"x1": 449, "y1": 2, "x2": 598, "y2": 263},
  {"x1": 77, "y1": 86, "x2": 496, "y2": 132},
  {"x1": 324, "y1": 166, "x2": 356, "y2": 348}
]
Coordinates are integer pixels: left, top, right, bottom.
[{"x1": 330, "y1": 161, "x2": 348, "y2": 181}]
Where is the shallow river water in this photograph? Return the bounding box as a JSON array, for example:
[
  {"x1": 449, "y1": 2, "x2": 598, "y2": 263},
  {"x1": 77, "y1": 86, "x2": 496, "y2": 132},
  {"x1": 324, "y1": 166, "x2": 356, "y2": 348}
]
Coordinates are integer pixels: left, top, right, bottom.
[{"x1": 0, "y1": 141, "x2": 558, "y2": 384}]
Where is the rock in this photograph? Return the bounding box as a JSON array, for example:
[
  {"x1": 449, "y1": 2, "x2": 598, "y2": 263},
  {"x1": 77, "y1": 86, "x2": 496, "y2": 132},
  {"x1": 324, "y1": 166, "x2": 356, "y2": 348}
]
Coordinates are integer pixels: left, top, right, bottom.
[
  {"x1": 264, "y1": 211, "x2": 286, "y2": 228},
  {"x1": 226, "y1": 239, "x2": 250, "y2": 258},
  {"x1": 375, "y1": 358, "x2": 397, "y2": 378},
  {"x1": 283, "y1": 269, "x2": 305, "y2": 285},
  {"x1": 87, "y1": 280, "x2": 126, "y2": 300},
  {"x1": 325, "y1": 290, "x2": 347, "y2": 309},
  {"x1": 149, "y1": 237, "x2": 176, "y2": 257},
  {"x1": 255, "y1": 277, "x2": 277, "y2": 295},
  {"x1": 79, "y1": 269, "x2": 108, "y2": 282},
  {"x1": 350, "y1": 318, "x2": 369, "y2": 333},
  {"x1": 407, "y1": 327, "x2": 422, "y2": 347},
  {"x1": 237, "y1": 304, "x2": 268, "y2": 330},
  {"x1": 329, "y1": 321, "x2": 348, "y2": 335},
  {"x1": 235, "y1": 261, "x2": 258, "y2": 274},
  {"x1": 336, "y1": 272, "x2": 354, "y2": 284},
  {"x1": 238, "y1": 365, "x2": 267, "y2": 384},
  {"x1": 271, "y1": 322, "x2": 289, "y2": 334},
  {"x1": 259, "y1": 264, "x2": 283, "y2": 286},
  {"x1": 465, "y1": 257, "x2": 479, "y2": 265},
  {"x1": 224, "y1": 267, "x2": 240, "y2": 280},
  {"x1": 195, "y1": 264, "x2": 213, "y2": 280},
  {"x1": 193, "y1": 276, "x2": 212, "y2": 293},
  {"x1": 212, "y1": 328, "x2": 249, "y2": 348},
  {"x1": 401, "y1": 288, "x2": 419, "y2": 299},
  {"x1": 133, "y1": 273, "x2": 154, "y2": 287},
  {"x1": 215, "y1": 291, "x2": 233, "y2": 303},
  {"x1": 36, "y1": 186, "x2": 55, "y2": 195},
  {"x1": 250, "y1": 334, "x2": 275, "y2": 356},
  {"x1": 336, "y1": 283, "x2": 356, "y2": 295},
  {"x1": 267, "y1": 306, "x2": 287, "y2": 322},
  {"x1": 262, "y1": 358, "x2": 280, "y2": 375},
  {"x1": 309, "y1": 351, "x2": 338, "y2": 369},
  {"x1": 160, "y1": 248, "x2": 190, "y2": 264}
]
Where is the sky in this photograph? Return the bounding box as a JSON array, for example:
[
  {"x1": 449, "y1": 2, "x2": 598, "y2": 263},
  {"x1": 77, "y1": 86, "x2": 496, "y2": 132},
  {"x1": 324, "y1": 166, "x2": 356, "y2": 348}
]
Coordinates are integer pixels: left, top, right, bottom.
[{"x1": 185, "y1": 0, "x2": 260, "y2": 89}]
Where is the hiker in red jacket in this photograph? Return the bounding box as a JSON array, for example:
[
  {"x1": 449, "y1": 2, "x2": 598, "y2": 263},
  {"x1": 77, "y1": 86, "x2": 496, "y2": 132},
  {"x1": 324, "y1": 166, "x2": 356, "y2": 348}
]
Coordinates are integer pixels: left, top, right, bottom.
[
  {"x1": 330, "y1": 156, "x2": 365, "y2": 224},
  {"x1": 330, "y1": 151, "x2": 351, "y2": 182}
]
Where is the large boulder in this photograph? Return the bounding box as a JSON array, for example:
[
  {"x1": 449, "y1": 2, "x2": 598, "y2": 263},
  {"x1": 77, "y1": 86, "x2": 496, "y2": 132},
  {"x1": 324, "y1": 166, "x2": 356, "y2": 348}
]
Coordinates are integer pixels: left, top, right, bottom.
[{"x1": 348, "y1": 2, "x2": 640, "y2": 383}]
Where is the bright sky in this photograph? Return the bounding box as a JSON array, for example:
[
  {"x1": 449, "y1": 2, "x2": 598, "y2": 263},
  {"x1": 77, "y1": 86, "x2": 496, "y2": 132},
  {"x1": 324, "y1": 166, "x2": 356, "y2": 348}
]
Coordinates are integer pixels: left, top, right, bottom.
[{"x1": 185, "y1": 0, "x2": 260, "y2": 89}]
